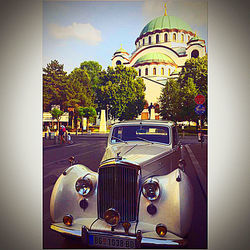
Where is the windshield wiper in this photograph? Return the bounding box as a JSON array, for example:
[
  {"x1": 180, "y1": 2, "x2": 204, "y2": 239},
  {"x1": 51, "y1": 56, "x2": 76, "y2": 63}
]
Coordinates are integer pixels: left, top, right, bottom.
[
  {"x1": 136, "y1": 137, "x2": 154, "y2": 144},
  {"x1": 111, "y1": 136, "x2": 128, "y2": 144}
]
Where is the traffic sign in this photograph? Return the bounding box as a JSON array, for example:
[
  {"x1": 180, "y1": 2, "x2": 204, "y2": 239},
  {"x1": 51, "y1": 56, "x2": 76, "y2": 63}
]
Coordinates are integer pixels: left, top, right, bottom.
[
  {"x1": 195, "y1": 104, "x2": 206, "y2": 115},
  {"x1": 195, "y1": 94, "x2": 205, "y2": 104}
]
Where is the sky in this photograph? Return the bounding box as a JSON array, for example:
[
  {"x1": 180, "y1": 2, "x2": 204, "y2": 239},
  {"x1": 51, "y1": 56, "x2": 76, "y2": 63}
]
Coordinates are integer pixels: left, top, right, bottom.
[{"x1": 43, "y1": 0, "x2": 208, "y2": 74}]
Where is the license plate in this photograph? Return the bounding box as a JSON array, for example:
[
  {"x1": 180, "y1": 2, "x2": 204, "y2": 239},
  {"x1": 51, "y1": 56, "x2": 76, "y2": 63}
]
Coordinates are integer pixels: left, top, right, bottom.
[{"x1": 89, "y1": 234, "x2": 136, "y2": 248}]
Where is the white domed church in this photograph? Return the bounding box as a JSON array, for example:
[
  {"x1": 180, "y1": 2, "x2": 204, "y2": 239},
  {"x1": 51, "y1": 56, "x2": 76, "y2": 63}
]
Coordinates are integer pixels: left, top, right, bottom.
[{"x1": 111, "y1": 7, "x2": 206, "y2": 111}]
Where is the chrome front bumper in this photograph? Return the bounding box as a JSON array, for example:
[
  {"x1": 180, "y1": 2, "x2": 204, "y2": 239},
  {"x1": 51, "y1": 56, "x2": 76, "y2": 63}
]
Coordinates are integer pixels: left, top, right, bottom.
[{"x1": 51, "y1": 223, "x2": 187, "y2": 248}]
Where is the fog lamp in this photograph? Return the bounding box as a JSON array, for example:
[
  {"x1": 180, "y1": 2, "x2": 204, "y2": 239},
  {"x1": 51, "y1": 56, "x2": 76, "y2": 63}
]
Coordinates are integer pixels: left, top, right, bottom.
[
  {"x1": 79, "y1": 198, "x2": 88, "y2": 210},
  {"x1": 63, "y1": 214, "x2": 73, "y2": 226},
  {"x1": 156, "y1": 223, "x2": 167, "y2": 237},
  {"x1": 104, "y1": 208, "x2": 120, "y2": 226},
  {"x1": 147, "y1": 203, "x2": 157, "y2": 215}
]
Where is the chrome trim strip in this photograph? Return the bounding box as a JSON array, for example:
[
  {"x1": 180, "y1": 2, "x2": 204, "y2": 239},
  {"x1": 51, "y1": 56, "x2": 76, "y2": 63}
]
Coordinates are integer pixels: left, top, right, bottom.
[
  {"x1": 50, "y1": 224, "x2": 81, "y2": 237},
  {"x1": 89, "y1": 231, "x2": 137, "y2": 240},
  {"x1": 141, "y1": 237, "x2": 182, "y2": 246}
]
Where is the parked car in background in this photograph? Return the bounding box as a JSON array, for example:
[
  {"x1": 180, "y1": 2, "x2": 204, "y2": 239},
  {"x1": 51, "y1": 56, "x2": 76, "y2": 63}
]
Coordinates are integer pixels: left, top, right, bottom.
[{"x1": 50, "y1": 120, "x2": 193, "y2": 248}]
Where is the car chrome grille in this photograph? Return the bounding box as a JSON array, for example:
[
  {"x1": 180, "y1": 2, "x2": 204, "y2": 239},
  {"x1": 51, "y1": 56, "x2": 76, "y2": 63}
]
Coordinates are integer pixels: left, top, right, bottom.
[{"x1": 98, "y1": 164, "x2": 139, "y2": 222}]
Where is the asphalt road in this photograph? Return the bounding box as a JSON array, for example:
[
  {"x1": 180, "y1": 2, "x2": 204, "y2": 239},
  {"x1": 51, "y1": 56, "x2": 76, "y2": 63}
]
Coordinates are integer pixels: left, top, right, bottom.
[{"x1": 43, "y1": 135, "x2": 207, "y2": 249}]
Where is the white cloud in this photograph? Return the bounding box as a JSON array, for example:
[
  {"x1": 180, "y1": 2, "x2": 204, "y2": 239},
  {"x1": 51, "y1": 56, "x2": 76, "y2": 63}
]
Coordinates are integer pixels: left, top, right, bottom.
[{"x1": 49, "y1": 22, "x2": 102, "y2": 45}]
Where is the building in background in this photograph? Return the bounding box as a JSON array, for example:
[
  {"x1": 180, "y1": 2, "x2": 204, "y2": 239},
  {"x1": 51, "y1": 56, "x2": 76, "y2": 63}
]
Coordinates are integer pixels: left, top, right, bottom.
[{"x1": 111, "y1": 6, "x2": 206, "y2": 119}]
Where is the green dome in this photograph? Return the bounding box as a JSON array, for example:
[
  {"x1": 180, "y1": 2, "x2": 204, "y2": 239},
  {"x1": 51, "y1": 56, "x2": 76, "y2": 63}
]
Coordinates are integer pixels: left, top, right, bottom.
[
  {"x1": 115, "y1": 48, "x2": 127, "y2": 53},
  {"x1": 140, "y1": 15, "x2": 193, "y2": 36},
  {"x1": 189, "y1": 35, "x2": 203, "y2": 42},
  {"x1": 135, "y1": 52, "x2": 175, "y2": 65}
]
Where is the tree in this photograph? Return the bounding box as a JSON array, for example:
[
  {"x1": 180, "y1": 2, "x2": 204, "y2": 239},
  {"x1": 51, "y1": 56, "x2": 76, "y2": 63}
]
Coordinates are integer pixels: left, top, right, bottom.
[
  {"x1": 80, "y1": 61, "x2": 102, "y2": 89},
  {"x1": 159, "y1": 79, "x2": 182, "y2": 121},
  {"x1": 63, "y1": 67, "x2": 95, "y2": 128},
  {"x1": 178, "y1": 55, "x2": 208, "y2": 121},
  {"x1": 64, "y1": 68, "x2": 95, "y2": 108},
  {"x1": 178, "y1": 55, "x2": 207, "y2": 100},
  {"x1": 78, "y1": 107, "x2": 97, "y2": 131},
  {"x1": 160, "y1": 55, "x2": 207, "y2": 122},
  {"x1": 50, "y1": 108, "x2": 64, "y2": 131},
  {"x1": 96, "y1": 65, "x2": 146, "y2": 121},
  {"x1": 43, "y1": 60, "x2": 67, "y2": 111},
  {"x1": 180, "y1": 77, "x2": 199, "y2": 123}
]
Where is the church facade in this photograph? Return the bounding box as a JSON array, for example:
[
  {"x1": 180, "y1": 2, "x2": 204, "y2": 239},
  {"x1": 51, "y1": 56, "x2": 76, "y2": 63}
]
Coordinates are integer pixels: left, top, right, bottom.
[{"x1": 111, "y1": 10, "x2": 207, "y2": 108}]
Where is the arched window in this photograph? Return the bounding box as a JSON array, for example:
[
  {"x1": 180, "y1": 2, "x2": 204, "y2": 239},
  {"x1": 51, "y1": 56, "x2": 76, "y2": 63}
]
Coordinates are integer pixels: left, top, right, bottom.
[
  {"x1": 168, "y1": 68, "x2": 171, "y2": 76},
  {"x1": 139, "y1": 69, "x2": 141, "y2": 76},
  {"x1": 153, "y1": 67, "x2": 156, "y2": 75},
  {"x1": 143, "y1": 39, "x2": 145, "y2": 46},
  {"x1": 173, "y1": 33, "x2": 176, "y2": 41},
  {"x1": 145, "y1": 68, "x2": 148, "y2": 75},
  {"x1": 181, "y1": 34, "x2": 184, "y2": 42},
  {"x1": 148, "y1": 36, "x2": 151, "y2": 45},
  {"x1": 116, "y1": 60, "x2": 121, "y2": 65},
  {"x1": 191, "y1": 49, "x2": 199, "y2": 58},
  {"x1": 161, "y1": 68, "x2": 164, "y2": 75},
  {"x1": 164, "y1": 33, "x2": 168, "y2": 42},
  {"x1": 156, "y1": 34, "x2": 159, "y2": 44}
]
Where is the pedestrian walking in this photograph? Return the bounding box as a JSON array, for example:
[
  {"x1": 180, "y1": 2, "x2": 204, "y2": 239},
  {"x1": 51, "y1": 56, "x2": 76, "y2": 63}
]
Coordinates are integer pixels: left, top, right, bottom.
[
  {"x1": 59, "y1": 125, "x2": 66, "y2": 144},
  {"x1": 67, "y1": 133, "x2": 73, "y2": 144}
]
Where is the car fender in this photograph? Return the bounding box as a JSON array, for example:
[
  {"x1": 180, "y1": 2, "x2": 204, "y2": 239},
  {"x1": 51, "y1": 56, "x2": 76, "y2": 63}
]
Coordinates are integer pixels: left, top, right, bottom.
[
  {"x1": 50, "y1": 164, "x2": 98, "y2": 223},
  {"x1": 137, "y1": 168, "x2": 193, "y2": 238}
]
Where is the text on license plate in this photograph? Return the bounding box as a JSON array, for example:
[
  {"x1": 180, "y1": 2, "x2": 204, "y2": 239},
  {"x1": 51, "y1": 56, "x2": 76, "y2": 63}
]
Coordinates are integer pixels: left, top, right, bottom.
[{"x1": 89, "y1": 234, "x2": 136, "y2": 248}]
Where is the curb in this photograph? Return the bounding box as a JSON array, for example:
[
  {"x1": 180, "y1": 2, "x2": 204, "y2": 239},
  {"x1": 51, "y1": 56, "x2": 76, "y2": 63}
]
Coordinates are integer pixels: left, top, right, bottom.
[{"x1": 185, "y1": 144, "x2": 207, "y2": 197}]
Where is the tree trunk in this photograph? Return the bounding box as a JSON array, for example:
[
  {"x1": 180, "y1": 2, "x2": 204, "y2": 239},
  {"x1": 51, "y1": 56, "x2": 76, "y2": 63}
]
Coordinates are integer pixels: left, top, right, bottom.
[
  {"x1": 72, "y1": 114, "x2": 74, "y2": 129},
  {"x1": 81, "y1": 116, "x2": 83, "y2": 134},
  {"x1": 57, "y1": 120, "x2": 60, "y2": 135}
]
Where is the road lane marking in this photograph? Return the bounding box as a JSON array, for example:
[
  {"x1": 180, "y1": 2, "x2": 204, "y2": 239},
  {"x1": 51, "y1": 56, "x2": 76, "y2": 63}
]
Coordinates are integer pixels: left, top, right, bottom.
[
  {"x1": 185, "y1": 145, "x2": 207, "y2": 197},
  {"x1": 43, "y1": 144, "x2": 105, "y2": 167}
]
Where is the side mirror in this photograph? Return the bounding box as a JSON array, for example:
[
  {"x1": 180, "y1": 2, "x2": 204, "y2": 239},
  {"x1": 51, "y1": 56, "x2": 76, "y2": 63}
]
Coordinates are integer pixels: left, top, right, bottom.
[{"x1": 178, "y1": 159, "x2": 186, "y2": 172}]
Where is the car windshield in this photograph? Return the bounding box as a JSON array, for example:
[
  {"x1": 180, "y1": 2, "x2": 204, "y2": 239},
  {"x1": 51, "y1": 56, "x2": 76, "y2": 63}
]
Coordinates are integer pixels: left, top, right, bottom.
[{"x1": 111, "y1": 125, "x2": 170, "y2": 144}]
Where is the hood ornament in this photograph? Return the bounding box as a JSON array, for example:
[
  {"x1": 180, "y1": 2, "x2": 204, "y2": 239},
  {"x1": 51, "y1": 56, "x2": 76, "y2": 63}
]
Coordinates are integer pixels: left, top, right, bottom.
[{"x1": 116, "y1": 152, "x2": 122, "y2": 160}]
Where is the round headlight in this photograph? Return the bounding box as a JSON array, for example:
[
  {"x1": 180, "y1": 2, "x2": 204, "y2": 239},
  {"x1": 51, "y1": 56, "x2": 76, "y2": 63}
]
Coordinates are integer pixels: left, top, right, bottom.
[
  {"x1": 104, "y1": 208, "x2": 120, "y2": 226},
  {"x1": 75, "y1": 174, "x2": 96, "y2": 197},
  {"x1": 142, "y1": 178, "x2": 160, "y2": 201}
]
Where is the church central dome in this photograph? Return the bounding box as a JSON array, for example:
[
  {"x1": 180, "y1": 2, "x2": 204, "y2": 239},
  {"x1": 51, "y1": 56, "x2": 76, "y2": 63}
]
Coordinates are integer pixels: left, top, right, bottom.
[
  {"x1": 140, "y1": 15, "x2": 193, "y2": 36},
  {"x1": 135, "y1": 52, "x2": 175, "y2": 65}
]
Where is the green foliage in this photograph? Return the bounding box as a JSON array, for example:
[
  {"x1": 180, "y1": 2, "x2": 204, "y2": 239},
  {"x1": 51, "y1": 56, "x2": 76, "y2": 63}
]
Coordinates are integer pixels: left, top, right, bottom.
[
  {"x1": 96, "y1": 65, "x2": 146, "y2": 121},
  {"x1": 178, "y1": 55, "x2": 207, "y2": 99},
  {"x1": 63, "y1": 68, "x2": 95, "y2": 110},
  {"x1": 80, "y1": 61, "x2": 102, "y2": 89},
  {"x1": 78, "y1": 106, "x2": 97, "y2": 130},
  {"x1": 43, "y1": 60, "x2": 67, "y2": 111},
  {"x1": 50, "y1": 108, "x2": 64, "y2": 131},
  {"x1": 180, "y1": 77, "x2": 199, "y2": 121},
  {"x1": 160, "y1": 55, "x2": 207, "y2": 122},
  {"x1": 50, "y1": 108, "x2": 64, "y2": 121},
  {"x1": 78, "y1": 106, "x2": 97, "y2": 119},
  {"x1": 159, "y1": 79, "x2": 182, "y2": 121}
]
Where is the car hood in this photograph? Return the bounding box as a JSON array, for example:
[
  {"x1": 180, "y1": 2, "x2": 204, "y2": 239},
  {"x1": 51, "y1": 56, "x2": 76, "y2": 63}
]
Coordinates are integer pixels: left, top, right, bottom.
[{"x1": 101, "y1": 142, "x2": 173, "y2": 167}]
